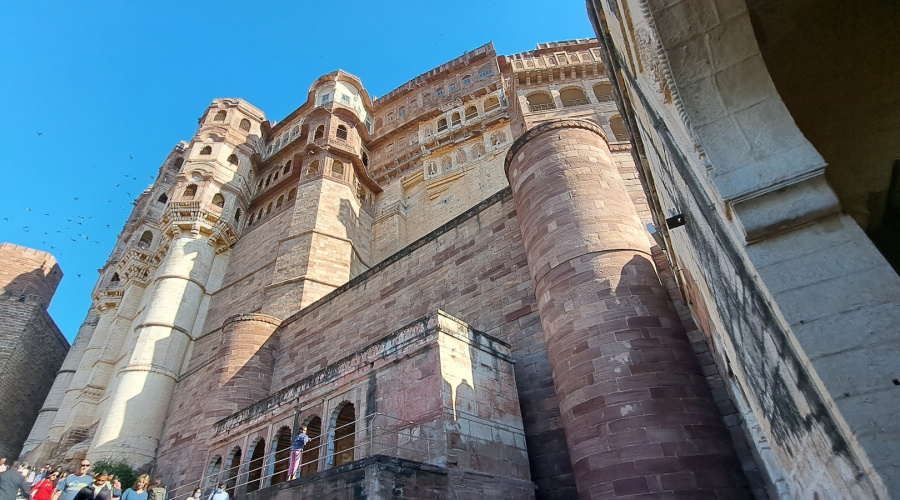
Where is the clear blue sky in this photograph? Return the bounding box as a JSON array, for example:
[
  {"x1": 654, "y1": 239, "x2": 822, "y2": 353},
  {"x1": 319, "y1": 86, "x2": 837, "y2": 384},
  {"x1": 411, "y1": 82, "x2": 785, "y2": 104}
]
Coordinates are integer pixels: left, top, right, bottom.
[{"x1": 0, "y1": 1, "x2": 596, "y2": 342}]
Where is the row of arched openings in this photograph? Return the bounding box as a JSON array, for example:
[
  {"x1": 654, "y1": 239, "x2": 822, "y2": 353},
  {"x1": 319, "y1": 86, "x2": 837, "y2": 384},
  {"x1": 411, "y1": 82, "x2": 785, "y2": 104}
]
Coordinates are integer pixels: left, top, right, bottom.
[
  {"x1": 211, "y1": 110, "x2": 252, "y2": 132},
  {"x1": 525, "y1": 83, "x2": 614, "y2": 111},
  {"x1": 205, "y1": 403, "x2": 356, "y2": 495}
]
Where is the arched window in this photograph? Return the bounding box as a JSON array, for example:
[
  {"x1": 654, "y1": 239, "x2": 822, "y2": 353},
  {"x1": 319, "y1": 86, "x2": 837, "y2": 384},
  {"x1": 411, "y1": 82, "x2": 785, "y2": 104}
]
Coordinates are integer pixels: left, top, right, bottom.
[
  {"x1": 227, "y1": 154, "x2": 238, "y2": 165},
  {"x1": 110, "y1": 272, "x2": 120, "y2": 283},
  {"x1": 139, "y1": 230, "x2": 153, "y2": 248},
  {"x1": 224, "y1": 446, "x2": 242, "y2": 495},
  {"x1": 265, "y1": 175, "x2": 271, "y2": 187},
  {"x1": 205, "y1": 456, "x2": 223, "y2": 491},
  {"x1": 308, "y1": 160, "x2": 320, "y2": 175},
  {"x1": 437, "y1": 118, "x2": 448, "y2": 132},
  {"x1": 212, "y1": 193, "x2": 225, "y2": 208},
  {"x1": 465, "y1": 106, "x2": 478, "y2": 120},
  {"x1": 265, "y1": 203, "x2": 273, "y2": 215},
  {"x1": 450, "y1": 112, "x2": 461, "y2": 127},
  {"x1": 274, "y1": 171, "x2": 279, "y2": 181},
  {"x1": 287, "y1": 188, "x2": 296, "y2": 201},
  {"x1": 299, "y1": 416, "x2": 322, "y2": 477},
  {"x1": 526, "y1": 92, "x2": 555, "y2": 111},
  {"x1": 472, "y1": 143, "x2": 486, "y2": 158},
  {"x1": 441, "y1": 156, "x2": 452, "y2": 171},
  {"x1": 291, "y1": 126, "x2": 300, "y2": 138},
  {"x1": 276, "y1": 195, "x2": 284, "y2": 209},
  {"x1": 357, "y1": 182, "x2": 367, "y2": 200},
  {"x1": 609, "y1": 115, "x2": 629, "y2": 142},
  {"x1": 184, "y1": 184, "x2": 198, "y2": 198},
  {"x1": 330, "y1": 403, "x2": 355, "y2": 468},
  {"x1": 336, "y1": 125, "x2": 348, "y2": 140},
  {"x1": 331, "y1": 160, "x2": 344, "y2": 178},
  {"x1": 456, "y1": 149, "x2": 467, "y2": 164},
  {"x1": 398, "y1": 106, "x2": 406, "y2": 118},
  {"x1": 491, "y1": 131, "x2": 507, "y2": 146},
  {"x1": 256, "y1": 209, "x2": 263, "y2": 220},
  {"x1": 213, "y1": 110, "x2": 227, "y2": 122},
  {"x1": 386, "y1": 113, "x2": 394, "y2": 123},
  {"x1": 256, "y1": 180, "x2": 263, "y2": 192},
  {"x1": 157, "y1": 193, "x2": 168, "y2": 203},
  {"x1": 593, "y1": 82, "x2": 613, "y2": 102},
  {"x1": 483, "y1": 96, "x2": 500, "y2": 112},
  {"x1": 234, "y1": 208, "x2": 242, "y2": 222},
  {"x1": 200, "y1": 145, "x2": 212, "y2": 155},
  {"x1": 560, "y1": 87, "x2": 589, "y2": 107},
  {"x1": 462, "y1": 75, "x2": 473, "y2": 87},
  {"x1": 269, "y1": 427, "x2": 292, "y2": 486},
  {"x1": 283, "y1": 161, "x2": 292, "y2": 174},
  {"x1": 239, "y1": 118, "x2": 251, "y2": 132},
  {"x1": 361, "y1": 152, "x2": 369, "y2": 167},
  {"x1": 314, "y1": 125, "x2": 325, "y2": 140},
  {"x1": 248, "y1": 213, "x2": 255, "y2": 225},
  {"x1": 246, "y1": 438, "x2": 265, "y2": 493},
  {"x1": 173, "y1": 157, "x2": 184, "y2": 169},
  {"x1": 427, "y1": 162, "x2": 437, "y2": 176}
]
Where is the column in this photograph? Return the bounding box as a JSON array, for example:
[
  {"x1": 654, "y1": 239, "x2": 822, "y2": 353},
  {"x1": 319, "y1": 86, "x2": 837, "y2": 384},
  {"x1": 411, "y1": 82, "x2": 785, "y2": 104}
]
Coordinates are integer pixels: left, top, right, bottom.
[
  {"x1": 505, "y1": 120, "x2": 747, "y2": 499},
  {"x1": 90, "y1": 233, "x2": 215, "y2": 466}
]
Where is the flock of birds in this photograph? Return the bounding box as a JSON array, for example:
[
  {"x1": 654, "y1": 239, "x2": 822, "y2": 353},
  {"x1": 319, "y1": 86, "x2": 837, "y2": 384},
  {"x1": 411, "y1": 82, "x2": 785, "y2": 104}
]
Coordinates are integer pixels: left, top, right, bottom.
[{"x1": 4, "y1": 134, "x2": 157, "y2": 278}]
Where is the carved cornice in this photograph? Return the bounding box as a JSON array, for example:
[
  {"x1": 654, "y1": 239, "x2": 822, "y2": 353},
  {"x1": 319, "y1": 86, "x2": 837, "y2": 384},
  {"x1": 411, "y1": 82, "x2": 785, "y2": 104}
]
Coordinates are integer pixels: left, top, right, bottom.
[
  {"x1": 161, "y1": 201, "x2": 239, "y2": 254},
  {"x1": 113, "y1": 248, "x2": 162, "y2": 288}
]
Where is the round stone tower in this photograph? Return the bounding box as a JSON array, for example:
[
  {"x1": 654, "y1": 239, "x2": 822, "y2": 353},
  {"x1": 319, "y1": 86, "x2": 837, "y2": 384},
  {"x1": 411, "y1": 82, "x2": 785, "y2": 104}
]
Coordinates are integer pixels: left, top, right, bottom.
[{"x1": 505, "y1": 120, "x2": 747, "y2": 498}]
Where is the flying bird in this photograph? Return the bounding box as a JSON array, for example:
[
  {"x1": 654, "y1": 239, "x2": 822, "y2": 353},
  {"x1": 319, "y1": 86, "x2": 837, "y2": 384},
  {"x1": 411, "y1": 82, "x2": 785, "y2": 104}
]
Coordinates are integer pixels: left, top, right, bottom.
[
  {"x1": 22, "y1": 227, "x2": 29, "y2": 232},
  {"x1": 36, "y1": 131, "x2": 43, "y2": 136},
  {"x1": 129, "y1": 155, "x2": 134, "y2": 160},
  {"x1": 74, "y1": 197, "x2": 79, "y2": 200},
  {"x1": 25, "y1": 208, "x2": 31, "y2": 211},
  {"x1": 2, "y1": 218, "x2": 7, "y2": 221},
  {"x1": 44, "y1": 213, "x2": 50, "y2": 216},
  {"x1": 77, "y1": 274, "x2": 82, "y2": 278},
  {"x1": 126, "y1": 192, "x2": 131, "y2": 197},
  {"x1": 115, "y1": 184, "x2": 120, "y2": 188}
]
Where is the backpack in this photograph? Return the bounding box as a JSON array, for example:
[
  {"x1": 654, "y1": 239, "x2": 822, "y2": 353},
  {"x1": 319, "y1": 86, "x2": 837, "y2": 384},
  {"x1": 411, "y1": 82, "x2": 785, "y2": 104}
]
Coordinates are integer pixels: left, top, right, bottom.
[{"x1": 147, "y1": 486, "x2": 167, "y2": 500}]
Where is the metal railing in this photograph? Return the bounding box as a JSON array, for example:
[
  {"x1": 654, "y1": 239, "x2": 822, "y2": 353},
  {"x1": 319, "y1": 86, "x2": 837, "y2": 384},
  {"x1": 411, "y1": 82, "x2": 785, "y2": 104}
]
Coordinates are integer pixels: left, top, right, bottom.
[
  {"x1": 528, "y1": 103, "x2": 556, "y2": 112},
  {"x1": 164, "y1": 412, "x2": 443, "y2": 500},
  {"x1": 562, "y1": 98, "x2": 590, "y2": 107}
]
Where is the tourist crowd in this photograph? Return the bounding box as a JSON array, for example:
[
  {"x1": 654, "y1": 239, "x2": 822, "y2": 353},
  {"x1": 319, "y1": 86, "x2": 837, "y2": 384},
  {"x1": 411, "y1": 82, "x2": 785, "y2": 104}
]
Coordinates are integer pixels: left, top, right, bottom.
[{"x1": 0, "y1": 459, "x2": 223, "y2": 500}]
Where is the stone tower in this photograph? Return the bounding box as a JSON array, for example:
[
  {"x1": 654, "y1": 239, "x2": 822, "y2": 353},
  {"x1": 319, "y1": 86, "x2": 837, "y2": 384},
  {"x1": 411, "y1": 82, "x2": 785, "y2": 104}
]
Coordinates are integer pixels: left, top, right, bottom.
[{"x1": 0, "y1": 243, "x2": 68, "y2": 460}]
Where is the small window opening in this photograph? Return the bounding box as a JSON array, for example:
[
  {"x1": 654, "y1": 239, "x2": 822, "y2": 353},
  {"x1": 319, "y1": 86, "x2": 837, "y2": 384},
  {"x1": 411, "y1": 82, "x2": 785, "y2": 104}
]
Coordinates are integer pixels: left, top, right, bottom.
[
  {"x1": 465, "y1": 106, "x2": 478, "y2": 120},
  {"x1": 213, "y1": 110, "x2": 227, "y2": 122},
  {"x1": 484, "y1": 96, "x2": 500, "y2": 112},
  {"x1": 276, "y1": 195, "x2": 284, "y2": 208},
  {"x1": 200, "y1": 145, "x2": 212, "y2": 155},
  {"x1": 451, "y1": 112, "x2": 461, "y2": 127},
  {"x1": 239, "y1": 118, "x2": 251, "y2": 131},
  {"x1": 332, "y1": 160, "x2": 344, "y2": 178},
  {"x1": 234, "y1": 208, "x2": 242, "y2": 222},
  {"x1": 184, "y1": 184, "x2": 198, "y2": 198},
  {"x1": 228, "y1": 154, "x2": 239, "y2": 165},
  {"x1": 437, "y1": 118, "x2": 448, "y2": 132},
  {"x1": 284, "y1": 160, "x2": 292, "y2": 174},
  {"x1": 314, "y1": 125, "x2": 325, "y2": 140},
  {"x1": 157, "y1": 193, "x2": 168, "y2": 204},
  {"x1": 212, "y1": 193, "x2": 225, "y2": 208},
  {"x1": 309, "y1": 160, "x2": 320, "y2": 175},
  {"x1": 138, "y1": 230, "x2": 153, "y2": 248},
  {"x1": 336, "y1": 125, "x2": 348, "y2": 140},
  {"x1": 110, "y1": 273, "x2": 120, "y2": 283},
  {"x1": 288, "y1": 188, "x2": 296, "y2": 201}
]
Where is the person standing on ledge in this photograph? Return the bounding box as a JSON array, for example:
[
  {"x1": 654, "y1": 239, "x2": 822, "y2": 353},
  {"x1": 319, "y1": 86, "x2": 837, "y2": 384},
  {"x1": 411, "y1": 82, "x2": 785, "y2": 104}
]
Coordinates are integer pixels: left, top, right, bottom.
[{"x1": 289, "y1": 426, "x2": 310, "y2": 480}]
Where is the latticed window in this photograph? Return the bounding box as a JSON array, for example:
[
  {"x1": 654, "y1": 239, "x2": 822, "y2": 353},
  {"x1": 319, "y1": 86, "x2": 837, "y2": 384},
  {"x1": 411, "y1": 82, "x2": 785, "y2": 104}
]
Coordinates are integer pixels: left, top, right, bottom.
[
  {"x1": 336, "y1": 125, "x2": 348, "y2": 140},
  {"x1": 213, "y1": 110, "x2": 226, "y2": 121},
  {"x1": 239, "y1": 119, "x2": 251, "y2": 131}
]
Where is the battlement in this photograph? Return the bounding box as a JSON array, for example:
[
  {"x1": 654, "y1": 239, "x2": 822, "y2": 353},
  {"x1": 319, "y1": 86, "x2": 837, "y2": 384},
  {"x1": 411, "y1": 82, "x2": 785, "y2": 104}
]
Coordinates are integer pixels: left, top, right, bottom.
[{"x1": 0, "y1": 242, "x2": 63, "y2": 306}]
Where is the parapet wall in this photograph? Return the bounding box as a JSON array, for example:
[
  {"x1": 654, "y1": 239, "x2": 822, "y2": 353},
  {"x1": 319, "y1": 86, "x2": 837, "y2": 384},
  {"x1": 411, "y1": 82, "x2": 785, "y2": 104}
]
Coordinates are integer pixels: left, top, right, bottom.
[{"x1": 0, "y1": 242, "x2": 63, "y2": 306}]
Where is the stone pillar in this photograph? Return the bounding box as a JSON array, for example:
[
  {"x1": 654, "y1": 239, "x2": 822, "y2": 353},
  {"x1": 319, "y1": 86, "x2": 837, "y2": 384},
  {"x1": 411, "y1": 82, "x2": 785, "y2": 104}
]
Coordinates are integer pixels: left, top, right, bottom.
[
  {"x1": 505, "y1": 120, "x2": 746, "y2": 499},
  {"x1": 90, "y1": 233, "x2": 216, "y2": 466}
]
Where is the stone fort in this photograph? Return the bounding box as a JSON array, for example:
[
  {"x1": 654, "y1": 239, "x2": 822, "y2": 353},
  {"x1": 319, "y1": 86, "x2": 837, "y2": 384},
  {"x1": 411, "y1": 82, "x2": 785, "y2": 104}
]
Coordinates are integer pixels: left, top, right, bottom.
[{"x1": 22, "y1": 9, "x2": 900, "y2": 498}]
